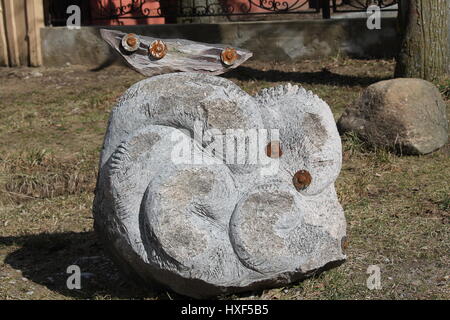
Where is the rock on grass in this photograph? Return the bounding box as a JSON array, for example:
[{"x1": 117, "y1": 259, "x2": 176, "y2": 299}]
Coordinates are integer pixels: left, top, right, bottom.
[{"x1": 337, "y1": 78, "x2": 449, "y2": 155}]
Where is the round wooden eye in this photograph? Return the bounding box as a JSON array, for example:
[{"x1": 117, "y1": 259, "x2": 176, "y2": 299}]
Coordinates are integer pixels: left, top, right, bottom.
[
  {"x1": 121, "y1": 33, "x2": 140, "y2": 53},
  {"x1": 266, "y1": 141, "x2": 282, "y2": 158},
  {"x1": 293, "y1": 170, "x2": 312, "y2": 191},
  {"x1": 149, "y1": 40, "x2": 167, "y2": 60},
  {"x1": 220, "y1": 47, "x2": 238, "y2": 66}
]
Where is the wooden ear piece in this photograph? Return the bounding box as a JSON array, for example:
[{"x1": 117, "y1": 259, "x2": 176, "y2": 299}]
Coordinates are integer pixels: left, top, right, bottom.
[
  {"x1": 121, "y1": 33, "x2": 140, "y2": 53},
  {"x1": 149, "y1": 40, "x2": 167, "y2": 60}
]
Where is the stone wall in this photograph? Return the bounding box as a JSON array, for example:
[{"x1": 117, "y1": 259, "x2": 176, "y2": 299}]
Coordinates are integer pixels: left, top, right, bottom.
[{"x1": 41, "y1": 18, "x2": 401, "y2": 67}]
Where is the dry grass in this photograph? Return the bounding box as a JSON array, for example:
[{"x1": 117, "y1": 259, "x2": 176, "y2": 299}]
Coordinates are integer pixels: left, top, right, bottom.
[
  {"x1": 0, "y1": 58, "x2": 448, "y2": 300},
  {"x1": 1, "y1": 149, "x2": 96, "y2": 203}
]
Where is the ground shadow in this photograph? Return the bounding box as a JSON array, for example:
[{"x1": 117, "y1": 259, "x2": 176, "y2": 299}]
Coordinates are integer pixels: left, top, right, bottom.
[
  {"x1": 224, "y1": 66, "x2": 391, "y2": 87},
  {"x1": 1, "y1": 231, "x2": 172, "y2": 299},
  {"x1": 1, "y1": 230, "x2": 343, "y2": 300}
]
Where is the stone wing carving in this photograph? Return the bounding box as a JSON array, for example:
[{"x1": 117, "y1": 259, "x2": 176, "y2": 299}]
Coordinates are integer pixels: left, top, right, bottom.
[{"x1": 100, "y1": 29, "x2": 253, "y2": 77}]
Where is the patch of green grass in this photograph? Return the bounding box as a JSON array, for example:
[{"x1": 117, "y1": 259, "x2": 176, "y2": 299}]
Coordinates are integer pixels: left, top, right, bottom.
[
  {"x1": 438, "y1": 78, "x2": 450, "y2": 100},
  {"x1": 436, "y1": 192, "x2": 450, "y2": 212},
  {"x1": 342, "y1": 131, "x2": 367, "y2": 154}
]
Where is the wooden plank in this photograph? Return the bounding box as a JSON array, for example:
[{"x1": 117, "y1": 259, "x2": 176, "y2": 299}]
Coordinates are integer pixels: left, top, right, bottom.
[
  {"x1": 100, "y1": 29, "x2": 253, "y2": 78},
  {"x1": 14, "y1": 0, "x2": 28, "y2": 66},
  {"x1": 26, "y1": 0, "x2": 44, "y2": 66},
  {"x1": 0, "y1": 0, "x2": 10, "y2": 66},
  {"x1": 2, "y1": 0, "x2": 20, "y2": 66}
]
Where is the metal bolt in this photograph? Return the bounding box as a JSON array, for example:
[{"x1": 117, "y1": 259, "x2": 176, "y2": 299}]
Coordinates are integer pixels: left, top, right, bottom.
[
  {"x1": 149, "y1": 40, "x2": 167, "y2": 60},
  {"x1": 266, "y1": 141, "x2": 282, "y2": 158},
  {"x1": 292, "y1": 170, "x2": 312, "y2": 191},
  {"x1": 220, "y1": 47, "x2": 238, "y2": 66},
  {"x1": 121, "y1": 33, "x2": 140, "y2": 53}
]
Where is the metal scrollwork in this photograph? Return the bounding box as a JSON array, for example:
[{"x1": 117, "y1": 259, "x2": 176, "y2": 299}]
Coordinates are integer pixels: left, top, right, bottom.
[
  {"x1": 247, "y1": 0, "x2": 309, "y2": 13},
  {"x1": 96, "y1": 0, "x2": 158, "y2": 19},
  {"x1": 332, "y1": 0, "x2": 398, "y2": 12},
  {"x1": 95, "y1": 0, "x2": 318, "y2": 19},
  {"x1": 46, "y1": 0, "x2": 399, "y2": 26}
]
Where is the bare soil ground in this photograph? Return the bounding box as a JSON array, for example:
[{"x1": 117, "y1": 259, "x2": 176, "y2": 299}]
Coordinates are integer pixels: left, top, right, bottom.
[{"x1": 0, "y1": 58, "x2": 449, "y2": 300}]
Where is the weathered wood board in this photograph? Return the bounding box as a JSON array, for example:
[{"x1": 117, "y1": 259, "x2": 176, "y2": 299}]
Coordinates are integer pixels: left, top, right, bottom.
[
  {"x1": 0, "y1": 1, "x2": 9, "y2": 66},
  {"x1": 26, "y1": 0, "x2": 44, "y2": 67},
  {"x1": 100, "y1": 29, "x2": 253, "y2": 77},
  {"x1": 2, "y1": 0, "x2": 20, "y2": 66}
]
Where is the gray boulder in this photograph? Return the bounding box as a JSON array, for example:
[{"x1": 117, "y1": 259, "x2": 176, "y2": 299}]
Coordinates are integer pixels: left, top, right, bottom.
[
  {"x1": 338, "y1": 78, "x2": 449, "y2": 155},
  {"x1": 93, "y1": 72, "x2": 346, "y2": 298}
]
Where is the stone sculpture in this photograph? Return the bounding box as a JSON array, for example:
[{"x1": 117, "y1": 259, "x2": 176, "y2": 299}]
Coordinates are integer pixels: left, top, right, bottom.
[{"x1": 94, "y1": 31, "x2": 346, "y2": 298}]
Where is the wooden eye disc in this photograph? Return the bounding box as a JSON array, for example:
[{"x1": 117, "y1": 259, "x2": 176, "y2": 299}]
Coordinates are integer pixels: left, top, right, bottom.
[
  {"x1": 121, "y1": 33, "x2": 140, "y2": 52},
  {"x1": 220, "y1": 47, "x2": 238, "y2": 66},
  {"x1": 266, "y1": 141, "x2": 282, "y2": 158},
  {"x1": 149, "y1": 40, "x2": 167, "y2": 60},
  {"x1": 293, "y1": 170, "x2": 312, "y2": 191},
  {"x1": 126, "y1": 36, "x2": 137, "y2": 47}
]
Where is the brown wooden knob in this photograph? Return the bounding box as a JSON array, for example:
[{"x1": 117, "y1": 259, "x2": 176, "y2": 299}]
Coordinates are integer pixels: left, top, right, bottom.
[
  {"x1": 126, "y1": 36, "x2": 137, "y2": 47},
  {"x1": 266, "y1": 141, "x2": 282, "y2": 158},
  {"x1": 220, "y1": 47, "x2": 238, "y2": 66},
  {"x1": 149, "y1": 40, "x2": 167, "y2": 60},
  {"x1": 121, "y1": 33, "x2": 140, "y2": 53},
  {"x1": 293, "y1": 170, "x2": 312, "y2": 191}
]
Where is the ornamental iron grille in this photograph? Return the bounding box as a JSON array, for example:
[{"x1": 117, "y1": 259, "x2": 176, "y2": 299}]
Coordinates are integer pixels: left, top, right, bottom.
[
  {"x1": 91, "y1": 0, "x2": 321, "y2": 20},
  {"x1": 332, "y1": 0, "x2": 398, "y2": 12},
  {"x1": 44, "y1": 0, "x2": 398, "y2": 26}
]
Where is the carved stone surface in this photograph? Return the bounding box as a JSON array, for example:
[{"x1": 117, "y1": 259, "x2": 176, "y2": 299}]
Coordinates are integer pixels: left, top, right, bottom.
[
  {"x1": 101, "y1": 29, "x2": 252, "y2": 77},
  {"x1": 93, "y1": 73, "x2": 346, "y2": 298}
]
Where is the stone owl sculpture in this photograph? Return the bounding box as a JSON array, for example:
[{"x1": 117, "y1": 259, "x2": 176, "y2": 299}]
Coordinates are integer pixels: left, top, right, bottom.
[{"x1": 94, "y1": 31, "x2": 346, "y2": 298}]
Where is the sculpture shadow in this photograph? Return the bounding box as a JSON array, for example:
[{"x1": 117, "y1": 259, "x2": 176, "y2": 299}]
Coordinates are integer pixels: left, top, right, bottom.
[
  {"x1": 224, "y1": 66, "x2": 392, "y2": 87},
  {"x1": 1, "y1": 231, "x2": 172, "y2": 300},
  {"x1": 2, "y1": 231, "x2": 343, "y2": 300}
]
